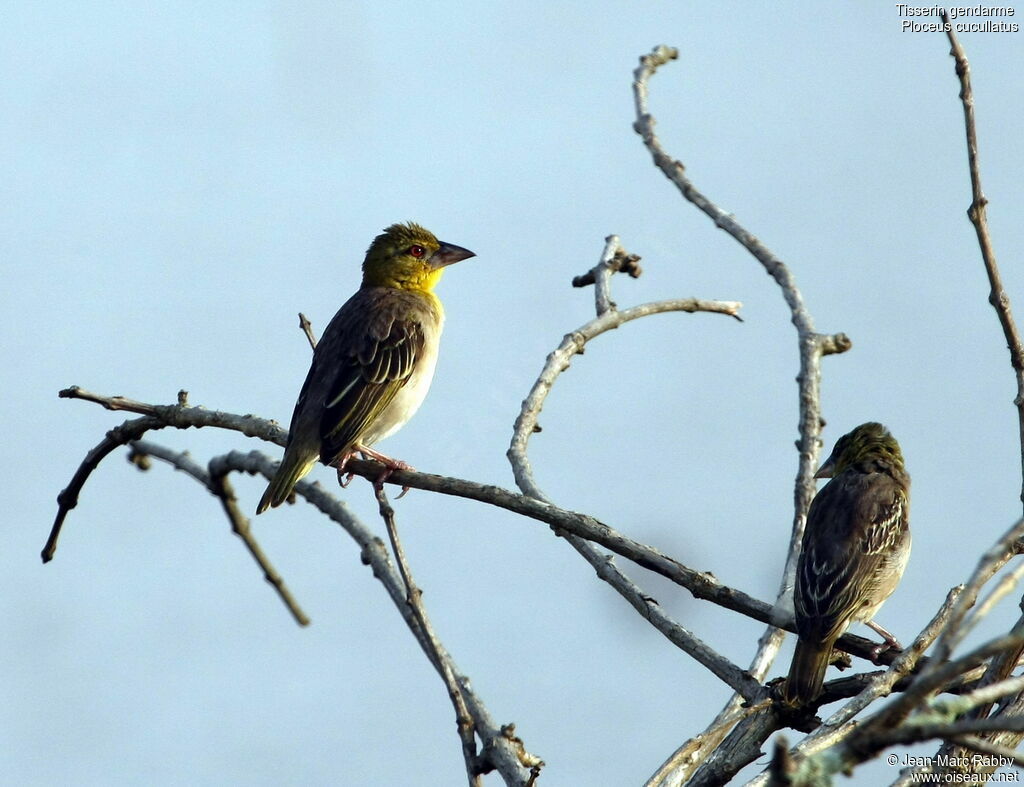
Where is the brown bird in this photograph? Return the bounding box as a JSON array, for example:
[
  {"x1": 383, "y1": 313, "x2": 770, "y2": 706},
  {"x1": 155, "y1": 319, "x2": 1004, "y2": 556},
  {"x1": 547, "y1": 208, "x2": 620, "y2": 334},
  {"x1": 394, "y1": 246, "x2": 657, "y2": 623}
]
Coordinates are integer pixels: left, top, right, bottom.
[
  {"x1": 257, "y1": 222, "x2": 474, "y2": 514},
  {"x1": 783, "y1": 422, "x2": 911, "y2": 706}
]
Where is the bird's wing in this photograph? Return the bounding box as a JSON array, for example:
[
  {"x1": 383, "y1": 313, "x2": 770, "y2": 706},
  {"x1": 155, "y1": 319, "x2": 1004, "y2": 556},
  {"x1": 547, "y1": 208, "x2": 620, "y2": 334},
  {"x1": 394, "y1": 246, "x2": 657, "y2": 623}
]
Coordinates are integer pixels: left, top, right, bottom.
[
  {"x1": 285, "y1": 289, "x2": 428, "y2": 465},
  {"x1": 317, "y1": 309, "x2": 425, "y2": 463},
  {"x1": 795, "y1": 471, "x2": 908, "y2": 642}
]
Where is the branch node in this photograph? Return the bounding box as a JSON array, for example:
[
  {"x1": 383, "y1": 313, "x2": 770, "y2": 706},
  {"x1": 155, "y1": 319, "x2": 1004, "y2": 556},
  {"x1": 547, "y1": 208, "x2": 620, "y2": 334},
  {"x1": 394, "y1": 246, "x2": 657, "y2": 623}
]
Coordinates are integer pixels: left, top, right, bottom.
[
  {"x1": 299, "y1": 312, "x2": 318, "y2": 350},
  {"x1": 819, "y1": 333, "x2": 853, "y2": 356}
]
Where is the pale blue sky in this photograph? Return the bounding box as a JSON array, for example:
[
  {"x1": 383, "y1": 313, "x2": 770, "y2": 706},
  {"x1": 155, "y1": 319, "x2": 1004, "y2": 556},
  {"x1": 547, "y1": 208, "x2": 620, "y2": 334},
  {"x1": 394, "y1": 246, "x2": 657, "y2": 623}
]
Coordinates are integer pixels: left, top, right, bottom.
[{"x1": 5, "y1": 3, "x2": 1024, "y2": 785}]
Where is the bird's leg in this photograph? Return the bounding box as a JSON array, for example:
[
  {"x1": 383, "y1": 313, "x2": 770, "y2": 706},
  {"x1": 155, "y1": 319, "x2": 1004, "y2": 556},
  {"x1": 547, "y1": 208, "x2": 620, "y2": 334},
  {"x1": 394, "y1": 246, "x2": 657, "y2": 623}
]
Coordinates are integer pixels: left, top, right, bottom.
[
  {"x1": 356, "y1": 444, "x2": 414, "y2": 497},
  {"x1": 866, "y1": 620, "x2": 903, "y2": 661}
]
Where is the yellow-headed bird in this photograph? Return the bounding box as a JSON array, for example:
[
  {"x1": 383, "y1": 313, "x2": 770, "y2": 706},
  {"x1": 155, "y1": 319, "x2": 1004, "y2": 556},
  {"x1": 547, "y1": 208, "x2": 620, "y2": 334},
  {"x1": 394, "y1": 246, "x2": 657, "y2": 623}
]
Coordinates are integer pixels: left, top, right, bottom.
[
  {"x1": 257, "y1": 222, "x2": 474, "y2": 514},
  {"x1": 783, "y1": 422, "x2": 911, "y2": 705}
]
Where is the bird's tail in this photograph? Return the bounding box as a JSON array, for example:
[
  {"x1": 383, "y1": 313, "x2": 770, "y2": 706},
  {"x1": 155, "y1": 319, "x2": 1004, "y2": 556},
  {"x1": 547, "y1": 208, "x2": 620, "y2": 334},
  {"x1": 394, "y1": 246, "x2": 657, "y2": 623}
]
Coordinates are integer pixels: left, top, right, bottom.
[
  {"x1": 256, "y1": 452, "x2": 317, "y2": 514},
  {"x1": 783, "y1": 639, "x2": 833, "y2": 706}
]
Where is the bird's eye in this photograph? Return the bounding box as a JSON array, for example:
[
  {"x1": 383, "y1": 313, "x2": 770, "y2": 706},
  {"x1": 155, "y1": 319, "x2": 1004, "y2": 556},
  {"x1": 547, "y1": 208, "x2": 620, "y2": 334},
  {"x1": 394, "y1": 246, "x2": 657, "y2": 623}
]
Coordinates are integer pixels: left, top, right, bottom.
[{"x1": 409, "y1": 245, "x2": 426, "y2": 259}]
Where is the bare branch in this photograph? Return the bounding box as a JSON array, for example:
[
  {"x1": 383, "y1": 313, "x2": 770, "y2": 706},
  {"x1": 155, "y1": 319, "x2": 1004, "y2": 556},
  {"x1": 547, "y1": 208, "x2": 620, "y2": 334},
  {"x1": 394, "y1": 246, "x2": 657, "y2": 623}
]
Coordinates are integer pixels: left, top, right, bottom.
[
  {"x1": 568, "y1": 537, "x2": 764, "y2": 701},
  {"x1": 126, "y1": 440, "x2": 310, "y2": 626},
  {"x1": 43, "y1": 413, "x2": 165, "y2": 562},
  {"x1": 374, "y1": 485, "x2": 489, "y2": 787},
  {"x1": 298, "y1": 311, "x2": 318, "y2": 350},
  {"x1": 55, "y1": 388, "x2": 765, "y2": 628},
  {"x1": 203, "y1": 449, "x2": 541, "y2": 785},
  {"x1": 44, "y1": 386, "x2": 286, "y2": 562},
  {"x1": 629, "y1": 45, "x2": 851, "y2": 783},
  {"x1": 929, "y1": 518, "x2": 1024, "y2": 665},
  {"x1": 942, "y1": 12, "x2": 1024, "y2": 509},
  {"x1": 906, "y1": 26, "x2": 1024, "y2": 777},
  {"x1": 570, "y1": 235, "x2": 644, "y2": 314},
  {"x1": 57, "y1": 376, "x2": 900, "y2": 681},
  {"x1": 508, "y1": 236, "x2": 778, "y2": 725},
  {"x1": 47, "y1": 401, "x2": 539, "y2": 785},
  {"x1": 58, "y1": 385, "x2": 285, "y2": 442},
  {"x1": 507, "y1": 296, "x2": 741, "y2": 501},
  {"x1": 56, "y1": 388, "x2": 781, "y2": 637}
]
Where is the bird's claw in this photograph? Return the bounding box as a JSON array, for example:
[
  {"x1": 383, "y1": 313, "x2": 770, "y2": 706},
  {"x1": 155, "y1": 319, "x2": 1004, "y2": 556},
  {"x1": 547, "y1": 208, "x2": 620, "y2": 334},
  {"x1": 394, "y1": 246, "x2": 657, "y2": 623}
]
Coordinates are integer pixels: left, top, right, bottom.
[
  {"x1": 866, "y1": 620, "x2": 902, "y2": 662},
  {"x1": 331, "y1": 446, "x2": 415, "y2": 495},
  {"x1": 357, "y1": 445, "x2": 414, "y2": 496},
  {"x1": 867, "y1": 635, "x2": 902, "y2": 664},
  {"x1": 371, "y1": 463, "x2": 413, "y2": 499}
]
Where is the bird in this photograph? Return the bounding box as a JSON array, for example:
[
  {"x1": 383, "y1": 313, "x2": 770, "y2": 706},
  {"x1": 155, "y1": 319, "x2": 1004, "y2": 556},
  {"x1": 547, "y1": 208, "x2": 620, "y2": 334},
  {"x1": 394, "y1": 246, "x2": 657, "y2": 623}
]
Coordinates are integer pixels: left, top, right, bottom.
[
  {"x1": 256, "y1": 222, "x2": 475, "y2": 515},
  {"x1": 783, "y1": 422, "x2": 911, "y2": 706}
]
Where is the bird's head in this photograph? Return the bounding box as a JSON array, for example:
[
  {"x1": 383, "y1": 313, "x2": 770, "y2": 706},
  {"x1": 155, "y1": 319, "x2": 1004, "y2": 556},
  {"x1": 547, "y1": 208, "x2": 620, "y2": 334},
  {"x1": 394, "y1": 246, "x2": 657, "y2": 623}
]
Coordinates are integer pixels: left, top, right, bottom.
[
  {"x1": 815, "y1": 422, "x2": 905, "y2": 478},
  {"x1": 361, "y1": 222, "x2": 475, "y2": 292}
]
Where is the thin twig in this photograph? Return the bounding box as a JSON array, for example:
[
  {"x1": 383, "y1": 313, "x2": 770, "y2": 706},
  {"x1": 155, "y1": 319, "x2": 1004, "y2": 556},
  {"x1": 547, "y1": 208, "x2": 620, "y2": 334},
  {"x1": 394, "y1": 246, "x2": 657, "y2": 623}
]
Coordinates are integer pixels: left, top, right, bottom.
[
  {"x1": 569, "y1": 235, "x2": 645, "y2": 315},
  {"x1": 298, "y1": 311, "x2": 318, "y2": 350},
  {"x1": 508, "y1": 296, "x2": 741, "y2": 501},
  {"x1": 203, "y1": 448, "x2": 543, "y2": 784},
  {"x1": 374, "y1": 485, "x2": 485, "y2": 787},
  {"x1": 43, "y1": 414, "x2": 166, "y2": 562},
  {"x1": 929, "y1": 518, "x2": 1024, "y2": 665},
  {"x1": 126, "y1": 440, "x2": 310, "y2": 626},
  {"x1": 943, "y1": 12, "x2": 1024, "y2": 510},
  {"x1": 918, "y1": 25, "x2": 1024, "y2": 776},
  {"x1": 961, "y1": 560, "x2": 1024, "y2": 643},
  {"x1": 569, "y1": 538, "x2": 764, "y2": 701},
  {"x1": 512, "y1": 237, "x2": 773, "y2": 754},
  {"x1": 45, "y1": 385, "x2": 287, "y2": 562}
]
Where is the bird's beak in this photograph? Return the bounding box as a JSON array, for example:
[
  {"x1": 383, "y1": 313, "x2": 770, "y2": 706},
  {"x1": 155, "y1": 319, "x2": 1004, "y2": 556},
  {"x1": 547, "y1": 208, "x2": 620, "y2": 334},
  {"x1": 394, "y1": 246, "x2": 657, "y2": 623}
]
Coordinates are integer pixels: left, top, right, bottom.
[
  {"x1": 814, "y1": 457, "x2": 836, "y2": 479},
  {"x1": 431, "y1": 241, "x2": 475, "y2": 268}
]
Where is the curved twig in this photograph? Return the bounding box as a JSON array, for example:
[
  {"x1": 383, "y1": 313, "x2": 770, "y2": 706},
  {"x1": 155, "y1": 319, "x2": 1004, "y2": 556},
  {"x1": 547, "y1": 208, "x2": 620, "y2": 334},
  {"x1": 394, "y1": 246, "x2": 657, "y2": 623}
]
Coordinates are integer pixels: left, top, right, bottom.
[
  {"x1": 43, "y1": 413, "x2": 166, "y2": 562},
  {"x1": 508, "y1": 293, "x2": 741, "y2": 500},
  {"x1": 629, "y1": 45, "x2": 851, "y2": 785}
]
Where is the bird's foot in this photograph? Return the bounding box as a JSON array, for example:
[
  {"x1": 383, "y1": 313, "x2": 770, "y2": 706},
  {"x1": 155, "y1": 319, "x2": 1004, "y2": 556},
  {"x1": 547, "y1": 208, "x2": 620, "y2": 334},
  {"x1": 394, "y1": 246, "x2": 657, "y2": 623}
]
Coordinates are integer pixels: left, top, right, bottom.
[
  {"x1": 866, "y1": 620, "x2": 902, "y2": 663},
  {"x1": 333, "y1": 452, "x2": 358, "y2": 488},
  {"x1": 357, "y1": 445, "x2": 414, "y2": 497}
]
